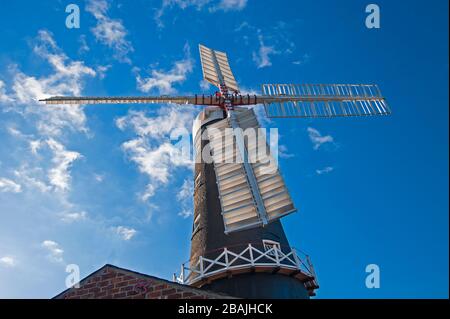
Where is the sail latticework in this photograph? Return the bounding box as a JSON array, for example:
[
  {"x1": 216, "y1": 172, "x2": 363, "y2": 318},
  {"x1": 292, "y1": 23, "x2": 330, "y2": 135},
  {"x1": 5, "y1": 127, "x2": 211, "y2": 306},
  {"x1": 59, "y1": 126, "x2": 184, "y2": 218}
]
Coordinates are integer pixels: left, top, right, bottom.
[
  {"x1": 262, "y1": 83, "x2": 390, "y2": 118},
  {"x1": 199, "y1": 44, "x2": 239, "y2": 92}
]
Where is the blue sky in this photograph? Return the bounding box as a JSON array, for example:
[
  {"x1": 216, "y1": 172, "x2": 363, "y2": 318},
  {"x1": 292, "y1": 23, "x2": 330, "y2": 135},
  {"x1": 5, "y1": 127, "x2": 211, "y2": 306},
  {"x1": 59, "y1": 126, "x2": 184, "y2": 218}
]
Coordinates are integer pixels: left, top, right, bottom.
[{"x1": 0, "y1": 0, "x2": 448, "y2": 298}]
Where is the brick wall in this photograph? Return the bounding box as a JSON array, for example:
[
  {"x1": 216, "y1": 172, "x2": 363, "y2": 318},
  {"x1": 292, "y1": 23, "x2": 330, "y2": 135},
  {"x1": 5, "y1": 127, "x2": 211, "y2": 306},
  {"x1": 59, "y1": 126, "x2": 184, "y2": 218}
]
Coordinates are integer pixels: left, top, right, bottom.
[{"x1": 54, "y1": 264, "x2": 233, "y2": 299}]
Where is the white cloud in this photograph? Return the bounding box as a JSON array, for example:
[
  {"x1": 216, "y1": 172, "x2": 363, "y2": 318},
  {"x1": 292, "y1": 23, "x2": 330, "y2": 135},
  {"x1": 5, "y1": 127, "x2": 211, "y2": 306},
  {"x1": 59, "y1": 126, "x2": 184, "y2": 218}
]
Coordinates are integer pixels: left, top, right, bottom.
[
  {"x1": 36, "y1": 29, "x2": 57, "y2": 49},
  {"x1": 136, "y1": 44, "x2": 193, "y2": 94},
  {"x1": 177, "y1": 178, "x2": 193, "y2": 201},
  {"x1": 252, "y1": 106, "x2": 271, "y2": 130},
  {"x1": 29, "y1": 140, "x2": 43, "y2": 155},
  {"x1": 142, "y1": 203, "x2": 160, "y2": 222},
  {"x1": 178, "y1": 209, "x2": 193, "y2": 218},
  {"x1": 292, "y1": 54, "x2": 311, "y2": 65},
  {"x1": 210, "y1": 0, "x2": 248, "y2": 12},
  {"x1": 0, "y1": 256, "x2": 16, "y2": 268},
  {"x1": 140, "y1": 184, "x2": 156, "y2": 202},
  {"x1": 8, "y1": 30, "x2": 96, "y2": 137},
  {"x1": 0, "y1": 80, "x2": 13, "y2": 103},
  {"x1": 0, "y1": 31, "x2": 90, "y2": 234},
  {"x1": 117, "y1": 106, "x2": 195, "y2": 211},
  {"x1": 177, "y1": 178, "x2": 193, "y2": 219},
  {"x1": 199, "y1": 79, "x2": 211, "y2": 91},
  {"x1": 13, "y1": 166, "x2": 52, "y2": 193},
  {"x1": 236, "y1": 21, "x2": 298, "y2": 68},
  {"x1": 6, "y1": 126, "x2": 26, "y2": 139},
  {"x1": 59, "y1": 211, "x2": 87, "y2": 223},
  {"x1": 279, "y1": 145, "x2": 295, "y2": 159},
  {"x1": 118, "y1": 110, "x2": 193, "y2": 183},
  {"x1": 41, "y1": 240, "x2": 64, "y2": 263},
  {"x1": 0, "y1": 178, "x2": 22, "y2": 193},
  {"x1": 78, "y1": 35, "x2": 90, "y2": 54},
  {"x1": 96, "y1": 64, "x2": 111, "y2": 79},
  {"x1": 46, "y1": 139, "x2": 82, "y2": 192},
  {"x1": 235, "y1": 21, "x2": 250, "y2": 32},
  {"x1": 115, "y1": 226, "x2": 137, "y2": 240},
  {"x1": 86, "y1": 0, "x2": 134, "y2": 63},
  {"x1": 316, "y1": 166, "x2": 334, "y2": 175},
  {"x1": 122, "y1": 140, "x2": 191, "y2": 184},
  {"x1": 116, "y1": 106, "x2": 194, "y2": 139},
  {"x1": 93, "y1": 173, "x2": 104, "y2": 182},
  {"x1": 252, "y1": 35, "x2": 278, "y2": 69},
  {"x1": 239, "y1": 87, "x2": 258, "y2": 96},
  {"x1": 155, "y1": 0, "x2": 247, "y2": 28},
  {"x1": 307, "y1": 127, "x2": 334, "y2": 150}
]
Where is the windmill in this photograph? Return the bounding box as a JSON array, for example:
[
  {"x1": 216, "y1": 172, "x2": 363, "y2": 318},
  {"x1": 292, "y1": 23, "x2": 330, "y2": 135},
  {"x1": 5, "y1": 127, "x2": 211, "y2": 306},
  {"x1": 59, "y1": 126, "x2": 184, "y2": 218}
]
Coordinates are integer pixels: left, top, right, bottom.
[{"x1": 40, "y1": 44, "x2": 391, "y2": 298}]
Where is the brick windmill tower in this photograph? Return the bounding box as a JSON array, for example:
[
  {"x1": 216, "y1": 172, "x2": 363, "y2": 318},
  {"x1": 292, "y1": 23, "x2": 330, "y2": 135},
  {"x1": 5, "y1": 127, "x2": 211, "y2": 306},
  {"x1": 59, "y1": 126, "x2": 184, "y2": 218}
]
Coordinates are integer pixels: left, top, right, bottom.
[{"x1": 41, "y1": 44, "x2": 390, "y2": 299}]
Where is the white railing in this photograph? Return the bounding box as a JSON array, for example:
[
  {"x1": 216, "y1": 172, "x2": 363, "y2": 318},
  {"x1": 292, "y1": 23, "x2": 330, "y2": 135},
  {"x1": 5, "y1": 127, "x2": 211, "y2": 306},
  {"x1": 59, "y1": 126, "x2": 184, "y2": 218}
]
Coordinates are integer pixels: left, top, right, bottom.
[{"x1": 174, "y1": 244, "x2": 318, "y2": 291}]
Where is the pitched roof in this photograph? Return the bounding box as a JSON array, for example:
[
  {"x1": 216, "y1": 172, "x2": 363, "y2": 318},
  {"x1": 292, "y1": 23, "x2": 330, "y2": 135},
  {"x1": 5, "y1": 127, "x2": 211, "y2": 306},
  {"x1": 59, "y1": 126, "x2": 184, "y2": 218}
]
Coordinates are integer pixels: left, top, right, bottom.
[{"x1": 54, "y1": 264, "x2": 234, "y2": 299}]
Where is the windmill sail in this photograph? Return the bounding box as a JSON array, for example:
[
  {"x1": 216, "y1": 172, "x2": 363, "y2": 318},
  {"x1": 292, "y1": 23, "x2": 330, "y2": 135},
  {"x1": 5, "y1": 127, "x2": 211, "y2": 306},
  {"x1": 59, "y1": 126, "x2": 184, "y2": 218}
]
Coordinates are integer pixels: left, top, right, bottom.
[
  {"x1": 199, "y1": 44, "x2": 239, "y2": 92},
  {"x1": 261, "y1": 83, "x2": 390, "y2": 118},
  {"x1": 207, "y1": 108, "x2": 296, "y2": 233},
  {"x1": 38, "y1": 45, "x2": 391, "y2": 239},
  {"x1": 207, "y1": 117, "x2": 261, "y2": 233}
]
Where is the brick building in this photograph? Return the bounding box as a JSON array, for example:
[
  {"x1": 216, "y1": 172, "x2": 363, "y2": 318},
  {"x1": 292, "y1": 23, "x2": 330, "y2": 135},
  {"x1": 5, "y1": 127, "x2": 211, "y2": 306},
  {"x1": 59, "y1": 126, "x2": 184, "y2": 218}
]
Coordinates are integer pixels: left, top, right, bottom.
[{"x1": 54, "y1": 264, "x2": 234, "y2": 299}]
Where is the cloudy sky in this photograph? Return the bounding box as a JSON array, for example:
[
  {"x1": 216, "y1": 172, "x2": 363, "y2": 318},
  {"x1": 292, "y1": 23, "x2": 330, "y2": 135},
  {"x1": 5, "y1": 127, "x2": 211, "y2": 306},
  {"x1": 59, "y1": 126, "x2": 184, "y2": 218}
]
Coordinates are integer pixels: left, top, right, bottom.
[{"x1": 0, "y1": 0, "x2": 448, "y2": 298}]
